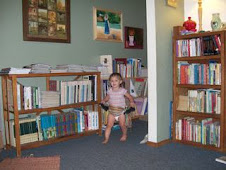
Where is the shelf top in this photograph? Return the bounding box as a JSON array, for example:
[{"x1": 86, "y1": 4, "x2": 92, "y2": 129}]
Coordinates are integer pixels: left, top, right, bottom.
[
  {"x1": 176, "y1": 55, "x2": 221, "y2": 61},
  {"x1": 0, "y1": 72, "x2": 101, "y2": 78},
  {"x1": 173, "y1": 26, "x2": 224, "y2": 39}
]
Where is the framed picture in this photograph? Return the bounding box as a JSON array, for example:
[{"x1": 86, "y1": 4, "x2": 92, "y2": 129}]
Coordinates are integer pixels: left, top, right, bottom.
[
  {"x1": 93, "y1": 7, "x2": 122, "y2": 42},
  {"x1": 22, "y1": 0, "x2": 71, "y2": 43},
  {"x1": 124, "y1": 26, "x2": 143, "y2": 49},
  {"x1": 167, "y1": 0, "x2": 177, "y2": 8}
]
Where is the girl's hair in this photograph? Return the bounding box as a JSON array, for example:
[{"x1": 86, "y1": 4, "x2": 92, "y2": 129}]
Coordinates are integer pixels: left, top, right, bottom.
[{"x1": 109, "y1": 73, "x2": 124, "y2": 87}]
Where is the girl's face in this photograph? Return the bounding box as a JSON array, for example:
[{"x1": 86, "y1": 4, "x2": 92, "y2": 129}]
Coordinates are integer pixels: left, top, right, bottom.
[{"x1": 110, "y1": 76, "x2": 122, "y2": 89}]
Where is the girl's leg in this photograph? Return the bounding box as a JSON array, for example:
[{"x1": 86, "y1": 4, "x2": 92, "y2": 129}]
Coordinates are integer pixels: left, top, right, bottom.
[
  {"x1": 102, "y1": 114, "x2": 115, "y2": 144},
  {"x1": 119, "y1": 114, "x2": 127, "y2": 141}
]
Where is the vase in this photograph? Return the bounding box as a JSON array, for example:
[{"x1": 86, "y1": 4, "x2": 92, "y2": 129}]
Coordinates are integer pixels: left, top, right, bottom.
[
  {"x1": 183, "y1": 17, "x2": 197, "y2": 32},
  {"x1": 211, "y1": 13, "x2": 222, "y2": 31}
]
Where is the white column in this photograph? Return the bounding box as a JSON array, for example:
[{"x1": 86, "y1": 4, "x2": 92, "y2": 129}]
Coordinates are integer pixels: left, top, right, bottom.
[{"x1": 146, "y1": 0, "x2": 158, "y2": 143}]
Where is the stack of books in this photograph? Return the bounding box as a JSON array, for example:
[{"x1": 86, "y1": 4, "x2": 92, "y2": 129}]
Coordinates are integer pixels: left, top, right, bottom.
[
  {"x1": 40, "y1": 91, "x2": 60, "y2": 108},
  {"x1": 0, "y1": 67, "x2": 31, "y2": 74},
  {"x1": 24, "y1": 63, "x2": 51, "y2": 73},
  {"x1": 55, "y1": 64, "x2": 98, "y2": 72}
]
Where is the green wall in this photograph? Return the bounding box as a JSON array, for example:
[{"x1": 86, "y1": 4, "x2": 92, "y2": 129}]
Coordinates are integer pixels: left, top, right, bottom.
[
  {"x1": 0, "y1": 0, "x2": 146, "y2": 134},
  {"x1": 0, "y1": 0, "x2": 147, "y2": 69},
  {"x1": 155, "y1": 0, "x2": 184, "y2": 141}
]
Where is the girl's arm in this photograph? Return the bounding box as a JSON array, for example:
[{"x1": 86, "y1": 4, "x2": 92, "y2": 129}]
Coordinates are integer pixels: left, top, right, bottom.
[
  {"x1": 101, "y1": 94, "x2": 110, "y2": 104},
  {"x1": 124, "y1": 92, "x2": 136, "y2": 107}
]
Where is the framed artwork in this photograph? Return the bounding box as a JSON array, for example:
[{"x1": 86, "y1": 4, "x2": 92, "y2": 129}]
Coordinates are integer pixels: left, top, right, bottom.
[
  {"x1": 167, "y1": 0, "x2": 177, "y2": 8},
  {"x1": 22, "y1": 0, "x2": 71, "y2": 43},
  {"x1": 93, "y1": 7, "x2": 122, "y2": 42},
  {"x1": 124, "y1": 26, "x2": 143, "y2": 49}
]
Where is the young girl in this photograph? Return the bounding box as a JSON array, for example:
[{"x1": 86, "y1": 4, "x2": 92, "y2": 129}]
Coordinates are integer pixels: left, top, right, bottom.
[{"x1": 101, "y1": 73, "x2": 135, "y2": 144}]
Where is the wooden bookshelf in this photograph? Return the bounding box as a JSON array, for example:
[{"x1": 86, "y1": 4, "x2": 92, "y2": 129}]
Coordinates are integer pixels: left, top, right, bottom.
[
  {"x1": 172, "y1": 26, "x2": 226, "y2": 152},
  {"x1": 1, "y1": 72, "x2": 102, "y2": 156}
]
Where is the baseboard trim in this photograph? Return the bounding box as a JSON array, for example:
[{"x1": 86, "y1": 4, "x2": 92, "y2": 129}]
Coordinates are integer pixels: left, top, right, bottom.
[{"x1": 146, "y1": 139, "x2": 171, "y2": 147}]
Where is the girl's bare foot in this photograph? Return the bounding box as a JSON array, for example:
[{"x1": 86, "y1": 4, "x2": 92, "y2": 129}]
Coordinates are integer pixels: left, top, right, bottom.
[
  {"x1": 120, "y1": 135, "x2": 127, "y2": 142},
  {"x1": 102, "y1": 139, "x2": 109, "y2": 144}
]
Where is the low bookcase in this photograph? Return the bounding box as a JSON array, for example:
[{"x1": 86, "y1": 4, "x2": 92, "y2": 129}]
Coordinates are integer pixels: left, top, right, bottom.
[{"x1": 1, "y1": 72, "x2": 102, "y2": 156}]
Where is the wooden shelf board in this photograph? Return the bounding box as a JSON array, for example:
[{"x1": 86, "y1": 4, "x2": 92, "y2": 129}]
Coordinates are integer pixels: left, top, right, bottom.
[
  {"x1": 174, "y1": 30, "x2": 223, "y2": 39},
  {"x1": 176, "y1": 84, "x2": 221, "y2": 89},
  {"x1": 176, "y1": 55, "x2": 221, "y2": 61},
  {"x1": 173, "y1": 139, "x2": 222, "y2": 152},
  {"x1": 18, "y1": 101, "x2": 98, "y2": 114},
  {"x1": 2, "y1": 72, "x2": 100, "y2": 78},
  {"x1": 21, "y1": 130, "x2": 99, "y2": 150},
  {"x1": 176, "y1": 110, "x2": 221, "y2": 119}
]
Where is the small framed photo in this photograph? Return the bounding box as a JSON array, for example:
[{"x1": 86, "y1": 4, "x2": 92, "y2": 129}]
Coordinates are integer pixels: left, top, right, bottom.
[
  {"x1": 93, "y1": 7, "x2": 123, "y2": 42},
  {"x1": 22, "y1": 0, "x2": 71, "y2": 43},
  {"x1": 124, "y1": 26, "x2": 143, "y2": 49},
  {"x1": 167, "y1": 0, "x2": 177, "y2": 8}
]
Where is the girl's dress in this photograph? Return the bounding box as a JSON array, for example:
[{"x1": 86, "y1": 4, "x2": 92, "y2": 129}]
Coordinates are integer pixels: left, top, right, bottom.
[{"x1": 104, "y1": 19, "x2": 110, "y2": 34}]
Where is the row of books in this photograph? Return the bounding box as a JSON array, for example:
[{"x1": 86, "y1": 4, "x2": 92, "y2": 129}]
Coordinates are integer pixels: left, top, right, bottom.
[
  {"x1": 6, "y1": 109, "x2": 99, "y2": 146},
  {"x1": 6, "y1": 117, "x2": 39, "y2": 147},
  {"x1": 113, "y1": 58, "x2": 142, "y2": 78},
  {"x1": 40, "y1": 109, "x2": 99, "y2": 140},
  {"x1": 175, "y1": 117, "x2": 220, "y2": 147},
  {"x1": 178, "y1": 62, "x2": 221, "y2": 85},
  {"x1": 49, "y1": 76, "x2": 97, "y2": 105},
  {"x1": 176, "y1": 35, "x2": 221, "y2": 57},
  {"x1": 7, "y1": 75, "x2": 97, "y2": 110},
  {"x1": 24, "y1": 87, "x2": 60, "y2": 110},
  {"x1": 177, "y1": 89, "x2": 221, "y2": 114}
]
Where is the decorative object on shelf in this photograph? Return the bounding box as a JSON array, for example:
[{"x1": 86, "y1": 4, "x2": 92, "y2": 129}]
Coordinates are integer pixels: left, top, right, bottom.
[
  {"x1": 124, "y1": 26, "x2": 143, "y2": 49},
  {"x1": 22, "y1": 0, "x2": 71, "y2": 43},
  {"x1": 198, "y1": 0, "x2": 202, "y2": 31},
  {"x1": 211, "y1": 13, "x2": 222, "y2": 31},
  {"x1": 93, "y1": 7, "x2": 122, "y2": 42},
  {"x1": 167, "y1": 0, "x2": 177, "y2": 8},
  {"x1": 221, "y1": 22, "x2": 226, "y2": 30},
  {"x1": 183, "y1": 17, "x2": 197, "y2": 32}
]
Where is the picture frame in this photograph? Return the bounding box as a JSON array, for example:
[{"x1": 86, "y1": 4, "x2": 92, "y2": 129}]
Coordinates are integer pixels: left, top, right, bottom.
[
  {"x1": 22, "y1": 0, "x2": 71, "y2": 43},
  {"x1": 124, "y1": 26, "x2": 143, "y2": 49},
  {"x1": 167, "y1": 0, "x2": 177, "y2": 8},
  {"x1": 93, "y1": 7, "x2": 123, "y2": 42}
]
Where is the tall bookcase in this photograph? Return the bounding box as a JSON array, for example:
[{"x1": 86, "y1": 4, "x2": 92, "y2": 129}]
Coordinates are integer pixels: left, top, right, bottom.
[
  {"x1": 172, "y1": 26, "x2": 226, "y2": 152},
  {"x1": 1, "y1": 72, "x2": 102, "y2": 156}
]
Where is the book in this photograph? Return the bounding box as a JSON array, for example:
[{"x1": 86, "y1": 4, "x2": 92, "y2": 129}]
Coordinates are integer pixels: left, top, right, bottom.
[
  {"x1": 177, "y1": 95, "x2": 188, "y2": 111},
  {"x1": 114, "y1": 58, "x2": 127, "y2": 78},
  {"x1": 134, "y1": 97, "x2": 144, "y2": 115},
  {"x1": 215, "y1": 156, "x2": 226, "y2": 164},
  {"x1": 99, "y1": 55, "x2": 113, "y2": 78}
]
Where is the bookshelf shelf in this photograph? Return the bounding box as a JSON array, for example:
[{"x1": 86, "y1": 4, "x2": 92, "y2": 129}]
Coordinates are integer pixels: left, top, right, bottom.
[
  {"x1": 176, "y1": 111, "x2": 221, "y2": 119},
  {"x1": 21, "y1": 129, "x2": 98, "y2": 150},
  {"x1": 176, "y1": 55, "x2": 221, "y2": 61},
  {"x1": 176, "y1": 84, "x2": 221, "y2": 89},
  {"x1": 174, "y1": 30, "x2": 223, "y2": 39},
  {"x1": 174, "y1": 140, "x2": 220, "y2": 151},
  {"x1": 172, "y1": 26, "x2": 226, "y2": 152},
  {"x1": 17, "y1": 101, "x2": 99, "y2": 114},
  {"x1": 1, "y1": 72, "x2": 102, "y2": 156}
]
